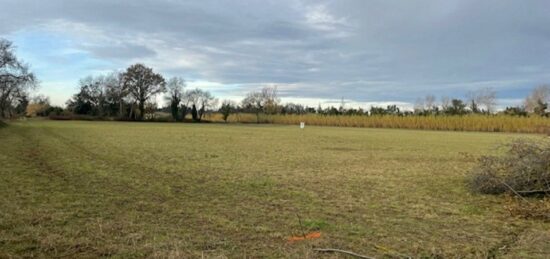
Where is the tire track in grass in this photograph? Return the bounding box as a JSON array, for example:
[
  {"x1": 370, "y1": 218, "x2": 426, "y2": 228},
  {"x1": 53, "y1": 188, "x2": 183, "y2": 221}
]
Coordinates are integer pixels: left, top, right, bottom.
[
  {"x1": 18, "y1": 124, "x2": 258, "y2": 254},
  {"x1": 4, "y1": 125, "x2": 193, "y2": 257}
]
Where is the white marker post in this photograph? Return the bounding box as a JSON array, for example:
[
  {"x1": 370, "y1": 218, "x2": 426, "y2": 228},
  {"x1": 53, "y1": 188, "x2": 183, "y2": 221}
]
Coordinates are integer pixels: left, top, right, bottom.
[{"x1": 300, "y1": 122, "x2": 305, "y2": 129}]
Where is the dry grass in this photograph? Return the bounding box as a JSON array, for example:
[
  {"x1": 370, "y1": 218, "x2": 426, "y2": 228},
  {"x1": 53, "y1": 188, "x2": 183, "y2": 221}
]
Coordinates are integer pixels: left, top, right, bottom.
[
  {"x1": 1, "y1": 120, "x2": 549, "y2": 258},
  {"x1": 207, "y1": 113, "x2": 550, "y2": 134},
  {"x1": 505, "y1": 197, "x2": 550, "y2": 221}
]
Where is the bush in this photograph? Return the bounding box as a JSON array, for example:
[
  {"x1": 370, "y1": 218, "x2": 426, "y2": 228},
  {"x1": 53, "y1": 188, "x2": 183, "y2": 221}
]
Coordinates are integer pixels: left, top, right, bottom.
[
  {"x1": 470, "y1": 138, "x2": 550, "y2": 196},
  {"x1": 48, "y1": 114, "x2": 111, "y2": 121}
]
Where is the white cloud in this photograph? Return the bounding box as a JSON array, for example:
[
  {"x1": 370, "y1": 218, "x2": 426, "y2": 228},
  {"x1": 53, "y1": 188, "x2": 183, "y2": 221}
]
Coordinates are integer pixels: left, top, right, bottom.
[{"x1": 304, "y1": 4, "x2": 348, "y2": 31}]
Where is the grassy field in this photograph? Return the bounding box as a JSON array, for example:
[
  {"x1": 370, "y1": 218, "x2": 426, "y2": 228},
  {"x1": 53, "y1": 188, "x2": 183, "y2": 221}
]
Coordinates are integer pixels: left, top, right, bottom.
[{"x1": 1, "y1": 120, "x2": 549, "y2": 258}]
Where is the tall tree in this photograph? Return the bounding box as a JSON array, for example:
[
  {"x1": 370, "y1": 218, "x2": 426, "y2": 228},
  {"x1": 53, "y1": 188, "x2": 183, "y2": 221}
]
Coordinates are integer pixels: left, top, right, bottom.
[
  {"x1": 440, "y1": 96, "x2": 451, "y2": 113},
  {"x1": 444, "y1": 99, "x2": 468, "y2": 115},
  {"x1": 191, "y1": 104, "x2": 198, "y2": 121},
  {"x1": 0, "y1": 39, "x2": 36, "y2": 118},
  {"x1": 165, "y1": 77, "x2": 186, "y2": 121},
  {"x1": 467, "y1": 87, "x2": 497, "y2": 113},
  {"x1": 66, "y1": 89, "x2": 93, "y2": 115},
  {"x1": 533, "y1": 100, "x2": 548, "y2": 116},
  {"x1": 524, "y1": 85, "x2": 550, "y2": 113},
  {"x1": 197, "y1": 90, "x2": 217, "y2": 121},
  {"x1": 219, "y1": 100, "x2": 236, "y2": 122},
  {"x1": 414, "y1": 95, "x2": 437, "y2": 115},
  {"x1": 424, "y1": 95, "x2": 436, "y2": 113},
  {"x1": 104, "y1": 71, "x2": 127, "y2": 117},
  {"x1": 466, "y1": 91, "x2": 480, "y2": 113},
  {"x1": 414, "y1": 97, "x2": 425, "y2": 114},
  {"x1": 67, "y1": 74, "x2": 119, "y2": 116},
  {"x1": 241, "y1": 86, "x2": 280, "y2": 123},
  {"x1": 80, "y1": 75, "x2": 107, "y2": 116},
  {"x1": 186, "y1": 88, "x2": 217, "y2": 122},
  {"x1": 122, "y1": 64, "x2": 166, "y2": 120}
]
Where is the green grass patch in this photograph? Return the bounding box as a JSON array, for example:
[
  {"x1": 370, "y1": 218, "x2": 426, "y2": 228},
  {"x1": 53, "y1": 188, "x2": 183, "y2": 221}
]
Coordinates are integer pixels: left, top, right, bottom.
[{"x1": 302, "y1": 219, "x2": 329, "y2": 231}]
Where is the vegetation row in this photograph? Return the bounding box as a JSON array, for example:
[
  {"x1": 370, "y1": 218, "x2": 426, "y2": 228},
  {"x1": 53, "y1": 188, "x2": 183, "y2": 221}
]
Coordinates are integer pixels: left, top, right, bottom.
[{"x1": 2, "y1": 38, "x2": 550, "y2": 134}]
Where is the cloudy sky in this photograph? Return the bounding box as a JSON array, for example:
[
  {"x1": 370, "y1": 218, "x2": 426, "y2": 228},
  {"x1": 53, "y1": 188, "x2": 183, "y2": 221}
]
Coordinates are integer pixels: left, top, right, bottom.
[{"x1": 2, "y1": 0, "x2": 550, "y2": 109}]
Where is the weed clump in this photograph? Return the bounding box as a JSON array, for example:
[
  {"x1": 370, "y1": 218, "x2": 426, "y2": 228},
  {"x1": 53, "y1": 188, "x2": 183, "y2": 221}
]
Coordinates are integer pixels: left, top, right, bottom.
[{"x1": 470, "y1": 138, "x2": 550, "y2": 196}]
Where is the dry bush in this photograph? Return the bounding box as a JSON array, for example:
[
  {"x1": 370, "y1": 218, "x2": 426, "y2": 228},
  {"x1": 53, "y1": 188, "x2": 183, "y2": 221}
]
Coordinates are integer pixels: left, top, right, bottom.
[
  {"x1": 470, "y1": 138, "x2": 550, "y2": 196},
  {"x1": 26, "y1": 103, "x2": 48, "y2": 117},
  {"x1": 48, "y1": 114, "x2": 110, "y2": 121}
]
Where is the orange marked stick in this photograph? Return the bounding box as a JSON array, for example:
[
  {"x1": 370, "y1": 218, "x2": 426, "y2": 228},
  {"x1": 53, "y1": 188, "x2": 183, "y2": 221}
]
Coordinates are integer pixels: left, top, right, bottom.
[{"x1": 287, "y1": 231, "x2": 321, "y2": 243}]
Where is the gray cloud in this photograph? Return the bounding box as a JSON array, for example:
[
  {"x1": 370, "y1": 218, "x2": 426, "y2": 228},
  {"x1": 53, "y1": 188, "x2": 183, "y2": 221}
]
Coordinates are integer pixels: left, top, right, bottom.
[
  {"x1": 2, "y1": 0, "x2": 550, "y2": 104},
  {"x1": 85, "y1": 44, "x2": 157, "y2": 60}
]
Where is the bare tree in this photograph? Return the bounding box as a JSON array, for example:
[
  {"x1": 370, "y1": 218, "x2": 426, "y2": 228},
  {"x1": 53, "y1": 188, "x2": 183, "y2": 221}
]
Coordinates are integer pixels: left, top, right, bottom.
[
  {"x1": 424, "y1": 95, "x2": 436, "y2": 112},
  {"x1": 78, "y1": 75, "x2": 108, "y2": 116},
  {"x1": 186, "y1": 88, "x2": 217, "y2": 122},
  {"x1": 104, "y1": 71, "x2": 127, "y2": 117},
  {"x1": 262, "y1": 86, "x2": 280, "y2": 114},
  {"x1": 414, "y1": 97, "x2": 425, "y2": 114},
  {"x1": 441, "y1": 96, "x2": 451, "y2": 112},
  {"x1": 524, "y1": 85, "x2": 550, "y2": 113},
  {"x1": 465, "y1": 90, "x2": 480, "y2": 113},
  {"x1": 242, "y1": 86, "x2": 280, "y2": 123},
  {"x1": 481, "y1": 88, "x2": 497, "y2": 113},
  {"x1": 467, "y1": 87, "x2": 497, "y2": 113},
  {"x1": 415, "y1": 94, "x2": 436, "y2": 114},
  {"x1": 122, "y1": 64, "x2": 166, "y2": 120},
  {"x1": 165, "y1": 77, "x2": 186, "y2": 121},
  {"x1": 0, "y1": 39, "x2": 36, "y2": 118}
]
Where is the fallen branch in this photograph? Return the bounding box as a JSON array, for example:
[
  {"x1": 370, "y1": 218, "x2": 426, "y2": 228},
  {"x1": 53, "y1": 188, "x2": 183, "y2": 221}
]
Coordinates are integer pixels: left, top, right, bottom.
[
  {"x1": 500, "y1": 180, "x2": 529, "y2": 203},
  {"x1": 313, "y1": 248, "x2": 375, "y2": 259},
  {"x1": 516, "y1": 189, "x2": 550, "y2": 195}
]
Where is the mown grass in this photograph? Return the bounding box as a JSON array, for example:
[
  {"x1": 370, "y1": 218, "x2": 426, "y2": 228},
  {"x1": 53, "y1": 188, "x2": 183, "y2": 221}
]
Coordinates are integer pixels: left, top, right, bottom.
[
  {"x1": 1, "y1": 120, "x2": 549, "y2": 258},
  {"x1": 208, "y1": 113, "x2": 550, "y2": 134}
]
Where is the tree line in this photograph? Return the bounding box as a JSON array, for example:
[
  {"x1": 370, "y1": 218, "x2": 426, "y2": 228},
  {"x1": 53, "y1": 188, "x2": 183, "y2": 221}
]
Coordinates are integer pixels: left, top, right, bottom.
[
  {"x1": 2, "y1": 38, "x2": 550, "y2": 121},
  {"x1": 64, "y1": 64, "x2": 216, "y2": 122}
]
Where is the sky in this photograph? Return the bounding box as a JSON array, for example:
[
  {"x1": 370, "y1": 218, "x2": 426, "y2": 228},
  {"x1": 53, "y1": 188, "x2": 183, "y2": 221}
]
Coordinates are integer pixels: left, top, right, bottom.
[{"x1": 2, "y1": 0, "x2": 550, "y2": 109}]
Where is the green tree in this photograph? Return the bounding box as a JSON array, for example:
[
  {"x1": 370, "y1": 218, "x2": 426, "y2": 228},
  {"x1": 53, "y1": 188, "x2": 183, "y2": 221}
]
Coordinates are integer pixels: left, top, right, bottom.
[
  {"x1": 191, "y1": 104, "x2": 198, "y2": 122},
  {"x1": 122, "y1": 64, "x2": 166, "y2": 120},
  {"x1": 444, "y1": 99, "x2": 468, "y2": 115},
  {"x1": 219, "y1": 100, "x2": 236, "y2": 122}
]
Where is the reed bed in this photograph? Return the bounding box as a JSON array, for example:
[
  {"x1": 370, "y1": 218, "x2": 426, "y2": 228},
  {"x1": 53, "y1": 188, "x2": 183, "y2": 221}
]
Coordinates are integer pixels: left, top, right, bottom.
[{"x1": 207, "y1": 113, "x2": 550, "y2": 134}]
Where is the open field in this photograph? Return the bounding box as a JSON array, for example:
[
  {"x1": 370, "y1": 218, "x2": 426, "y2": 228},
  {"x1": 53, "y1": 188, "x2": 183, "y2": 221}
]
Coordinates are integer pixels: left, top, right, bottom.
[{"x1": 1, "y1": 120, "x2": 549, "y2": 258}]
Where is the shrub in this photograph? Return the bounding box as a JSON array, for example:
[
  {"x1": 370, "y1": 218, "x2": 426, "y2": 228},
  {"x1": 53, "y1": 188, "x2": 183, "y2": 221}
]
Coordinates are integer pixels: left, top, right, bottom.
[
  {"x1": 48, "y1": 114, "x2": 111, "y2": 121},
  {"x1": 470, "y1": 138, "x2": 550, "y2": 196}
]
